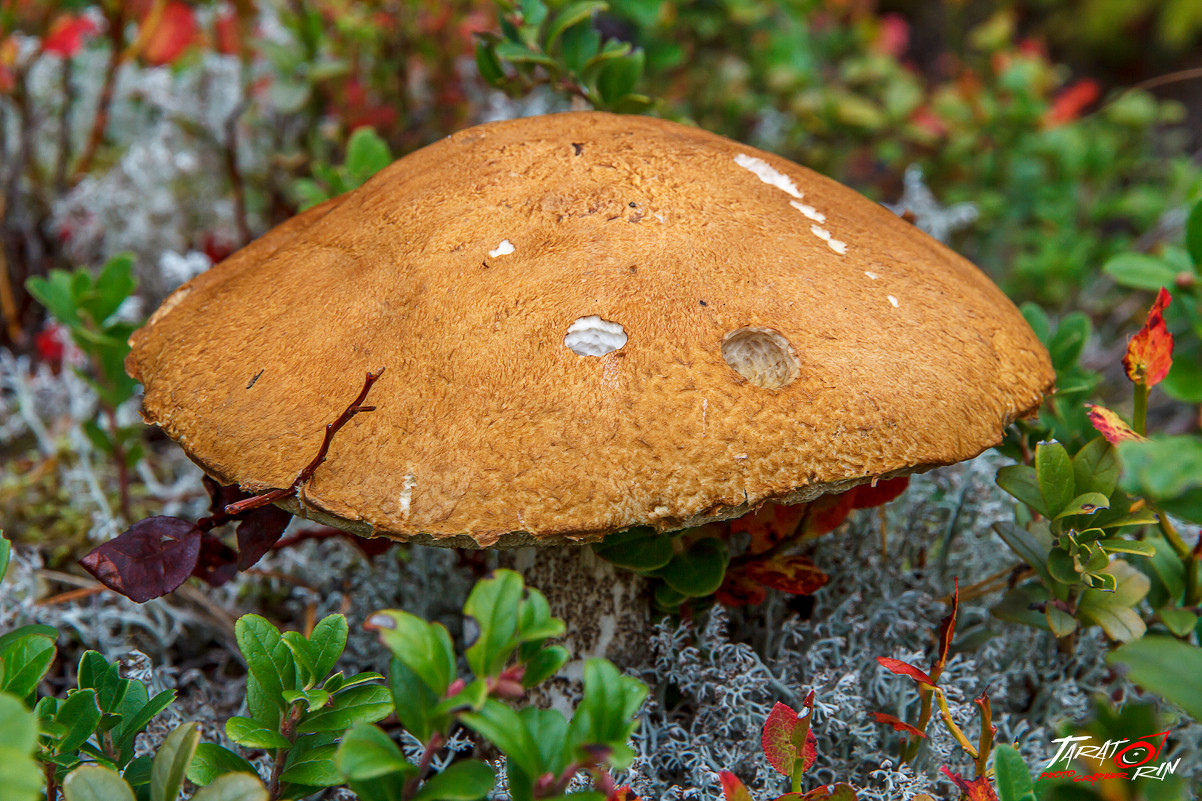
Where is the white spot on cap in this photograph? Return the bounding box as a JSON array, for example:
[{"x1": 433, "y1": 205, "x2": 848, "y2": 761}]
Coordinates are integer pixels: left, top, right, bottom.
[
  {"x1": 810, "y1": 224, "x2": 847, "y2": 255},
  {"x1": 789, "y1": 200, "x2": 826, "y2": 223},
  {"x1": 565, "y1": 316, "x2": 628, "y2": 356},
  {"x1": 734, "y1": 153, "x2": 803, "y2": 199},
  {"x1": 888, "y1": 295, "x2": 900, "y2": 308},
  {"x1": 865, "y1": 271, "x2": 879, "y2": 280},
  {"x1": 488, "y1": 239, "x2": 515, "y2": 258},
  {"x1": 399, "y1": 473, "x2": 416, "y2": 518}
]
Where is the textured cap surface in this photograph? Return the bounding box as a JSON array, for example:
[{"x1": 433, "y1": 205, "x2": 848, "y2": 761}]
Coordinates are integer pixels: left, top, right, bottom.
[{"x1": 128, "y1": 111, "x2": 1053, "y2": 547}]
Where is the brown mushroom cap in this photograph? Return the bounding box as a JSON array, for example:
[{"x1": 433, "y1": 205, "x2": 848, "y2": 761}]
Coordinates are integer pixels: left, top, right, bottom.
[{"x1": 128, "y1": 111, "x2": 1053, "y2": 547}]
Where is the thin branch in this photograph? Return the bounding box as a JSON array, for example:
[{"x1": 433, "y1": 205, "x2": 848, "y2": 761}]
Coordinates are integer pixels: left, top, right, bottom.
[
  {"x1": 72, "y1": 5, "x2": 126, "y2": 181},
  {"x1": 224, "y1": 97, "x2": 252, "y2": 246},
  {"x1": 225, "y1": 369, "x2": 385, "y2": 516}
]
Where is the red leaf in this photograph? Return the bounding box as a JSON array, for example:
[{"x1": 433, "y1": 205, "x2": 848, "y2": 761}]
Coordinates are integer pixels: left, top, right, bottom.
[
  {"x1": 872, "y1": 14, "x2": 908, "y2": 57},
  {"x1": 731, "y1": 503, "x2": 808, "y2": 555},
  {"x1": 716, "y1": 568, "x2": 768, "y2": 607},
  {"x1": 719, "y1": 772, "x2": 753, "y2": 801},
  {"x1": 870, "y1": 712, "x2": 927, "y2": 739},
  {"x1": 744, "y1": 556, "x2": 829, "y2": 596},
  {"x1": 1044, "y1": 79, "x2": 1100, "y2": 126},
  {"x1": 876, "y1": 657, "x2": 935, "y2": 687},
  {"x1": 849, "y1": 476, "x2": 909, "y2": 509},
  {"x1": 798, "y1": 785, "x2": 858, "y2": 801},
  {"x1": 80, "y1": 517, "x2": 201, "y2": 602},
  {"x1": 213, "y1": 10, "x2": 241, "y2": 55},
  {"x1": 932, "y1": 579, "x2": 958, "y2": 681},
  {"x1": 35, "y1": 324, "x2": 65, "y2": 364},
  {"x1": 192, "y1": 532, "x2": 237, "y2": 587},
  {"x1": 141, "y1": 1, "x2": 199, "y2": 66},
  {"x1": 1123, "y1": 288, "x2": 1174, "y2": 387},
  {"x1": 805, "y1": 492, "x2": 855, "y2": 537},
  {"x1": 940, "y1": 768, "x2": 999, "y2": 801},
  {"x1": 608, "y1": 787, "x2": 639, "y2": 801},
  {"x1": 235, "y1": 504, "x2": 293, "y2": 570},
  {"x1": 761, "y1": 699, "x2": 818, "y2": 778},
  {"x1": 1087, "y1": 404, "x2": 1144, "y2": 445},
  {"x1": 43, "y1": 14, "x2": 98, "y2": 57}
]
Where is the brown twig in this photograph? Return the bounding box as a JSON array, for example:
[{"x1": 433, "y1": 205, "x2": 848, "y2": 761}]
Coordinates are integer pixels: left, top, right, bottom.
[
  {"x1": 72, "y1": 5, "x2": 126, "y2": 181},
  {"x1": 224, "y1": 97, "x2": 253, "y2": 246},
  {"x1": 225, "y1": 369, "x2": 385, "y2": 516}
]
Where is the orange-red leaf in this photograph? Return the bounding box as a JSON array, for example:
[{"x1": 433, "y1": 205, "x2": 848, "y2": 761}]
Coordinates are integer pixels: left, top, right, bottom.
[
  {"x1": 608, "y1": 786, "x2": 639, "y2": 801},
  {"x1": 141, "y1": 0, "x2": 199, "y2": 66},
  {"x1": 804, "y1": 492, "x2": 855, "y2": 537},
  {"x1": 720, "y1": 771, "x2": 754, "y2": 801},
  {"x1": 876, "y1": 657, "x2": 935, "y2": 687},
  {"x1": 731, "y1": 502, "x2": 808, "y2": 555},
  {"x1": 849, "y1": 476, "x2": 909, "y2": 509},
  {"x1": 762, "y1": 701, "x2": 818, "y2": 778},
  {"x1": 744, "y1": 555, "x2": 830, "y2": 596},
  {"x1": 932, "y1": 579, "x2": 958, "y2": 682},
  {"x1": 940, "y1": 768, "x2": 999, "y2": 801},
  {"x1": 1044, "y1": 79, "x2": 1100, "y2": 126},
  {"x1": 870, "y1": 712, "x2": 927, "y2": 739},
  {"x1": 716, "y1": 568, "x2": 768, "y2": 607},
  {"x1": 799, "y1": 784, "x2": 858, "y2": 801},
  {"x1": 43, "y1": 14, "x2": 98, "y2": 57},
  {"x1": 1123, "y1": 287, "x2": 1174, "y2": 387},
  {"x1": 1087, "y1": 404, "x2": 1144, "y2": 445}
]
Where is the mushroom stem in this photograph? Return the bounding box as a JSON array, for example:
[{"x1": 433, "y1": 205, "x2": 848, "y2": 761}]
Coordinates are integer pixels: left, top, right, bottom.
[{"x1": 498, "y1": 545, "x2": 652, "y2": 711}]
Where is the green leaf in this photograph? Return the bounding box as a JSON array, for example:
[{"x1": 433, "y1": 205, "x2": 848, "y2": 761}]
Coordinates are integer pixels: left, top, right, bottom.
[
  {"x1": 54, "y1": 689, "x2": 102, "y2": 756},
  {"x1": 522, "y1": 645, "x2": 569, "y2": 688},
  {"x1": 413, "y1": 759, "x2": 495, "y2": 801},
  {"x1": 460, "y1": 699, "x2": 543, "y2": 779},
  {"x1": 0, "y1": 623, "x2": 58, "y2": 655},
  {"x1": 992, "y1": 744, "x2": 1035, "y2": 801},
  {"x1": 63, "y1": 765, "x2": 136, "y2": 801},
  {"x1": 1119, "y1": 436, "x2": 1202, "y2": 524},
  {"x1": 516, "y1": 587, "x2": 565, "y2": 644},
  {"x1": 345, "y1": 129, "x2": 392, "y2": 182},
  {"x1": 1020, "y1": 302, "x2": 1051, "y2": 344},
  {"x1": 279, "y1": 744, "x2": 341, "y2": 786},
  {"x1": 388, "y1": 656, "x2": 440, "y2": 744},
  {"x1": 1103, "y1": 252, "x2": 1181, "y2": 292},
  {"x1": 1035, "y1": 442, "x2": 1075, "y2": 518},
  {"x1": 474, "y1": 41, "x2": 506, "y2": 86},
  {"x1": 188, "y1": 744, "x2": 258, "y2": 786},
  {"x1": 189, "y1": 773, "x2": 268, "y2": 801},
  {"x1": 595, "y1": 48, "x2": 644, "y2": 107},
  {"x1": 83, "y1": 254, "x2": 136, "y2": 325},
  {"x1": 593, "y1": 528, "x2": 674, "y2": 571},
  {"x1": 658, "y1": 538, "x2": 728, "y2": 597},
  {"x1": 1079, "y1": 561, "x2": 1151, "y2": 642},
  {"x1": 1162, "y1": 355, "x2": 1202, "y2": 402},
  {"x1": 113, "y1": 690, "x2": 175, "y2": 756},
  {"x1": 150, "y1": 723, "x2": 200, "y2": 801},
  {"x1": 1048, "y1": 313, "x2": 1090, "y2": 370},
  {"x1": 1047, "y1": 548, "x2": 1081, "y2": 585},
  {"x1": 1044, "y1": 605, "x2": 1077, "y2": 638},
  {"x1": 369, "y1": 611, "x2": 456, "y2": 695},
  {"x1": 281, "y1": 688, "x2": 329, "y2": 711},
  {"x1": 1186, "y1": 198, "x2": 1202, "y2": 267},
  {"x1": 1108, "y1": 635, "x2": 1202, "y2": 721},
  {"x1": 335, "y1": 724, "x2": 415, "y2": 781},
  {"x1": 0, "y1": 692, "x2": 41, "y2": 801},
  {"x1": 308, "y1": 615, "x2": 348, "y2": 682},
  {"x1": 235, "y1": 615, "x2": 296, "y2": 714},
  {"x1": 1158, "y1": 607, "x2": 1198, "y2": 637},
  {"x1": 296, "y1": 684, "x2": 392, "y2": 733},
  {"x1": 992, "y1": 522, "x2": 1052, "y2": 586},
  {"x1": 1097, "y1": 538, "x2": 1155, "y2": 558},
  {"x1": 464, "y1": 570, "x2": 524, "y2": 678},
  {"x1": 1053, "y1": 492, "x2": 1110, "y2": 519},
  {"x1": 567, "y1": 659, "x2": 646, "y2": 770},
  {"x1": 225, "y1": 717, "x2": 291, "y2": 750},
  {"x1": 545, "y1": 2, "x2": 606, "y2": 52},
  {"x1": 0, "y1": 536, "x2": 10, "y2": 582},
  {"x1": 26, "y1": 270, "x2": 81, "y2": 326},
  {"x1": 996, "y1": 465, "x2": 1047, "y2": 516},
  {"x1": 494, "y1": 40, "x2": 558, "y2": 69},
  {"x1": 0, "y1": 635, "x2": 56, "y2": 700}
]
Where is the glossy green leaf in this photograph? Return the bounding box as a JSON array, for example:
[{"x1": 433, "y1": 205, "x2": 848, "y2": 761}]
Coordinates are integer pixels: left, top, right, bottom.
[
  {"x1": 150, "y1": 723, "x2": 200, "y2": 801},
  {"x1": 1044, "y1": 606, "x2": 1077, "y2": 638},
  {"x1": 369, "y1": 610, "x2": 455, "y2": 695},
  {"x1": 659, "y1": 538, "x2": 728, "y2": 597},
  {"x1": 1108, "y1": 635, "x2": 1202, "y2": 721},
  {"x1": 235, "y1": 615, "x2": 295, "y2": 714},
  {"x1": 188, "y1": 744, "x2": 259, "y2": 786},
  {"x1": 996, "y1": 465, "x2": 1046, "y2": 516},
  {"x1": 1097, "y1": 538, "x2": 1155, "y2": 557},
  {"x1": 993, "y1": 744, "x2": 1035, "y2": 801},
  {"x1": 225, "y1": 716, "x2": 291, "y2": 750},
  {"x1": 308, "y1": 615, "x2": 348, "y2": 682},
  {"x1": 388, "y1": 656, "x2": 440, "y2": 744},
  {"x1": 0, "y1": 624, "x2": 58, "y2": 657},
  {"x1": 460, "y1": 699, "x2": 542, "y2": 779},
  {"x1": 1035, "y1": 442, "x2": 1075, "y2": 518},
  {"x1": 1053, "y1": 492, "x2": 1109, "y2": 519},
  {"x1": 413, "y1": 759, "x2": 495, "y2": 801},
  {"x1": 0, "y1": 536, "x2": 9, "y2": 582},
  {"x1": 63, "y1": 765, "x2": 136, "y2": 801},
  {"x1": 296, "y1": 684, "x2": 392, "y2": 733},
  {"x1": 279, "y1": 744, "x2": 341, "y2": 786},
  {"x1": 335, "y1": 723, "x2": 414, "y2": 781},
  {"x1": 54, "y1": 689, "x2": 102, "y2": 756},
  {"x1": 0, "y1": 635, "x2": 56, "y2": 700},
  {"x1": 190, "y1": 773, "x2": 268, "y2": 801},
  {"x1": 522, "y1": 645, "x2": 569, "y2": 688},
  {"x1": 593, "y1": 528, "x2": 674, "y2": 572},
  {"x1": 1103, "y1": 252, "x2": 1180, "y2": 292},
  {"x1": 464, "y1": 570, "x2": 524, "y2": 678},
  {"x1": 546, "y1": 2, "x2": 606, "y2": 51}
]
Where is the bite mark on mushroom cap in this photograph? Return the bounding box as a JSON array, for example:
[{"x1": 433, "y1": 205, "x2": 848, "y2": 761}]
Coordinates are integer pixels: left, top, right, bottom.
[{"x1": 127, "y1": 111, "x2": 1054, "y2": 547}]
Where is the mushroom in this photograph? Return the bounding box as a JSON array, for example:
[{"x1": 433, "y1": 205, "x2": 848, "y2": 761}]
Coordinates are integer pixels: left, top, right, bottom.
[{"x1": 127, "y1": 112, "x2": 1053, "y2": 677}]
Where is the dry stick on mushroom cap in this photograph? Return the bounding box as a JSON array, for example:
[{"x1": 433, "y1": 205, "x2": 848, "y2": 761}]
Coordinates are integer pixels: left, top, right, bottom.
[{"x1": 224, "y1": 368, "x2": 385, "y2": 516}]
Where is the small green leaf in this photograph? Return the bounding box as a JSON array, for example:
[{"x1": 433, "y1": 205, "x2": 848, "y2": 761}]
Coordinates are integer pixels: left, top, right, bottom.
[
  {"x1": 150, "y1": 723, "x2": 201, "y2": 801},
  {"x1": 593, "y1": 528, "x2": 674, "y2": 572},
  {"x1": 1158, "y1": 607, "x2": 1198, "y2": 637},
  {"x1": 225, "y1": 717, "x2": 291, "y2": 750},
  {"x1": 993, "y1": 744, "x2": 1035, "y2": 801},
  {"x1": 1035, "y1": 442, "x2": 1075, "y2": 518},
  {"x1": 296, "y1": 684, "x2": 392, "y2": 733},
  {"x1": 1103, "y1": 252, "x2": 1181, "y2": 292},
  {"x1": 1109, "y1": 635, "x2": 1202, "y2": 721},
  {"x1": 413, "y1": 759, "x2": 496, "y2": 801},
  {"x1": 190, "y1": 773, "x2": 268, "y2": 801},
  {"x1": 235, "y1": 615, "x2": 295, "y2": 715},
  {"x1": 308, "y1": 615, "x2": 348, "y2": 682},
  {"x1": 54, "y1": 689, "x2": 102, "y2": 756},
  {"x1": 188, "y1": 744, "x2": 258, "y2": 786},
  {"x1": 460, "y1": 699, "x2": 543, "y2": 779},
  {"x1": 1186, "y1": 199, "x2": 1202, "y2": 267},
  {"x1": 345, "y1": 128, "x2": 392, "y2": 182},
  {"x1": 0, "y1": 624, "x2": 58, "y2": 656},
  {"x1": 475, "y1": 41, "x2": 506, "y2": 86},
  {"x1": 0, "y1": 536, "x2": 10, "y2": 582},
  {"x1": 1044, "y1": 605, "x2": 1078, "y2": 638},
  {"x1": 996, "y1": 465, "x2": 1046, "y2": 516},
  {"x1": 545, "y1": 1, "x2": 607, "y2": 51},
  {"x1": 1053, "y1": 492, "x2": 1109, "y2": 519},
  {"x1": 0, "y1": 692, "x2": 41, "y2": 801},
  {"x1": 659, "y1": 538, "x2": 728, "y2": 597},
  {"x1": 388, "y1": 656, "x2": 440, "y2": 744},
  {"x1": 369, "y1": 611, "x2": 455, "y2": 695},
  {"x1": 0, "y1": 635, "x2": 56, "y2": 700},
  {"x1": 595, "y1": 48, "x2": 644, "y2": 108},
  {"x1": 1047, "y1": 548, "x2": 1081, "y2": 585},
  {"x1": 1097, "y1": 538, "x2": 1155, "y2": 558},
  {"x1": 335, "y1": 724, "x2": 415, "y2": 781},
  {"x1": 1048, "y1": 313, "x2": 1090, "y2": 370},
  {"x1": 63, "y1": 765, "x2": 136, "y2": 801},
  {"x1": 279, "y1": 744, "x2": 341, "y2": 786},
  {"x1": 464, "y1": 570, "x2": 525, "y2": 678},
  {"x1": 522, "y1": 645, "x2": 569, "y2": 688}
]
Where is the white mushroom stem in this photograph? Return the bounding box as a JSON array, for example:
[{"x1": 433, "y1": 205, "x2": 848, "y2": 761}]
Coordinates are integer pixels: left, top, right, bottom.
[{"x1": 498, "y1": 545, "x2": 652, "y2": 714}]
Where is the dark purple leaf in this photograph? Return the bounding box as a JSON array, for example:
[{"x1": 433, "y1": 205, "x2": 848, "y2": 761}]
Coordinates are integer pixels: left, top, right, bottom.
[
  {"x1": 202, "y1": 475, "x2": 249, "y2": 518},
  {"x1": 193, "y1": 532, "x2": 238, "y2": 587},
  {"x1": 80, "y1": 517, "x2": 202, "y2": 602},
  {"x1": 236, "y1": 504, "x2": 293, "y2": 570}
]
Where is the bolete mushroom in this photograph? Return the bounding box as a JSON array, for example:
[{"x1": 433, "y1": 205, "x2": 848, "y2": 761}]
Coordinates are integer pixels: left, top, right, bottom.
[{"x1": 127, "y1": 112, "x2": 1053, "y2": 674}]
